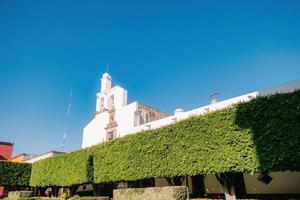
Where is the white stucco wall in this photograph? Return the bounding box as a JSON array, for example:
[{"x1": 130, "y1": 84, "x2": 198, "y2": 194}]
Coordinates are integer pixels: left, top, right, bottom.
[
  {"x1": 244, "y1": 172, "x2": 300, "y2": 194},
  {"x1": 128, "y1": 91, "x2": 259, "y2": 135},
  {"x1": 201, "y1": 172, "x2": 300, "y2": 194},
  {"x1": 96, "y1": 86, "x2": 127, "y2": 112},
  {"x1": 82, "y1": 111, "x2": 109, "y2": 147},
  {"x1": 116, "y1": 102, "x2": 138, "y2": 138},
  {"x1": 82, "y1": 101, "x2": 138, "y2": 148},
  {"x1": 204, "y1": 175, "x2": 224, "y2": 194}
]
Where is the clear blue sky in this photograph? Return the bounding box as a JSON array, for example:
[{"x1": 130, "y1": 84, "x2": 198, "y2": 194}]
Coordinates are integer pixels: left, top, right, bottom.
[{"x1": 0, "y1": 0, "x2": 299, "y2": 155}]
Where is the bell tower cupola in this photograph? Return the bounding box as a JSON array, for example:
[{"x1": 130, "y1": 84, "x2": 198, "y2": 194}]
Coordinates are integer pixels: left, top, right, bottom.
[{"x1": 101, "y1": 73, "x2": 112, "y2": 92}]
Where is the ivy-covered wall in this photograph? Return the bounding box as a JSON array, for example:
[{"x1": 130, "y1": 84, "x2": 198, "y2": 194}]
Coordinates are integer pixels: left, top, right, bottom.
[
  {"x1": 30, "y1": 149, "x2": 92, "y2": 187},
  {"x1": 30, "y1": 90, "x2": 300, "y2": 187},
  {"x1": 0, "y1": 161, "x2": 31, "y2": 186}
]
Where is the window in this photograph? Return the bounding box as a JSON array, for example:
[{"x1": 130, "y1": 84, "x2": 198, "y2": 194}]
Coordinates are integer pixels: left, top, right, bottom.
[
  {"x1": 107, "y1": 131, "x2": 114, "y2": 141},
  {"x1": 257, "y1": 173, "x2": 273, "y2": 185},
  {"x1": 145, "y1": 113, "x2": 150, "y2": 123},
  {"x1": 100, "y1": 97, "x2": 104, "y2": 110}
]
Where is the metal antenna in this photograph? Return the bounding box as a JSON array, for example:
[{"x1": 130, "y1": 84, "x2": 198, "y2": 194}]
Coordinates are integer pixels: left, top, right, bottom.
[
  {"x1": 62, "y1": 90, "x2": 72, "y2": 151},
  {"x1": 210, "y1": 92, "x2": 219, "y2": 104}
]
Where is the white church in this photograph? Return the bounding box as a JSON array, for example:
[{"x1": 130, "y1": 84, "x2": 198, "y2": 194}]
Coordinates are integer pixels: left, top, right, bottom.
[
  {"x1": 82, "y1": 73, "x2": 168, "y2": 148},
  {"x1": 82, "y1": 72, "x2": 300, "y2": 148}
]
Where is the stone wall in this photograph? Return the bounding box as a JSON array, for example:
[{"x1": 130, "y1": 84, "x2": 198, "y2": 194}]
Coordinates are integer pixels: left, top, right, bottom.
[{"x1": 113, "y1": 186, "x2": 188, "y2": 200}]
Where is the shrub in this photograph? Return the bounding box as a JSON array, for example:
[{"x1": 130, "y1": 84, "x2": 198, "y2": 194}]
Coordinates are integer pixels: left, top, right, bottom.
[
  {"x1": 8, "y1": 198, "x2": 60, "y2": 200},
  {"x1": 8, "y1": 191, "x2": 32, "y2": 199},
  {"x1": 30, "y1": 149, "x2": 92, "y2": 187},
  {"x1": 113, "y1": 186, "x2": 187, "y2": 200},
  {"x1": 58, "y1": 193, "x2": 67, "y2": 200},
  {"x1": 0, "y1": 161, "x2": 31, "y2": 186},
  {"x1": 68, "y1": 195, "x2": 81, "y2": 200},
  {"x1": 68, "y1": 196, "x2": 109, "y2": 200}
]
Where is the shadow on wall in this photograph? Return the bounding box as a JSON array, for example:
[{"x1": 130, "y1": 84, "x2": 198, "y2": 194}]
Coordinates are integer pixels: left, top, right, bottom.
[{"x1": 234, "y1": 90, "x2": 300, "y2": 173}]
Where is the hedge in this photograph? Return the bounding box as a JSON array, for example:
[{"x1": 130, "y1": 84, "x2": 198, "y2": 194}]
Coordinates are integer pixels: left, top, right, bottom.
[
  {"x1": 0, "y1": 161, "x2": 31, "y2": 186},
  {"x1": 235, "y1": 90, "x2": 300, "y2": 172},
  {"x1": 8, "y1": 191, "x2": 33, "y2": 199},
  {"x1": 30, "y1": 148, "x2": 92, "y2": 187},
  {"x1": 91, "y1": 107, "x2": 258, "y2": 182},
  {"x1": 30, "y1": 90, "x2": 300, "y2": 186},
  {"x1": 113, "y1": 186, "x2": 188, "y2": 200},
  {"x1": 91, "y1": 90, "x2": 300, "y2": 183}
]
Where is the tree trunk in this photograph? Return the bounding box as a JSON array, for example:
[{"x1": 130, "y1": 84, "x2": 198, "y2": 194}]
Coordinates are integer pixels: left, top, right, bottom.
[
  {"x1": 191, "y1": 175, "x2": 205, "y2": 198},
  {"x1": 166, "y1": 176, "x2": 185, "y2": 186},
  {"x1": 52, "y1": 187, "x2": 59, "y2": 197},
  {"x1": 69, "y1": 185, "x2": 78, "y2": 197},
  {"x1": 215, "y1": 173, "x2": 237, "y2": 200},
  {"x1": 224, "y1": 185, "x2": 236, "y2": 200},
  {"x1": 34, "y1": 187, "x2": 45, "y2": 197},
  {"x1": 93, "y1": 183, "x2": 102, "y2": 196}
]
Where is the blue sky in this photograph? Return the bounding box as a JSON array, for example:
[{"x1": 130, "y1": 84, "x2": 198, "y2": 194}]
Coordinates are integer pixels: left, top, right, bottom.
[{"x1": 0, "y1": 0, "x2": 299, "y2": 155}]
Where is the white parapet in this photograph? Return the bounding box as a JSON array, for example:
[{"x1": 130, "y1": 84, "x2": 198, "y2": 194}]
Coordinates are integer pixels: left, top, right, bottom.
[{"x1": 128, "y1": 91, "x2": 259, "y2": 135}]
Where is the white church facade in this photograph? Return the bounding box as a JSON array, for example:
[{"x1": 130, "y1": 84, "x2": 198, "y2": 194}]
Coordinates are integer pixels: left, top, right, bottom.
[
  {"x1": 82, "y1": 73, "x2": 168, "y2": 148},
  {"x1": 82, "y1": 73, "x2": 300, "y2": 149}
]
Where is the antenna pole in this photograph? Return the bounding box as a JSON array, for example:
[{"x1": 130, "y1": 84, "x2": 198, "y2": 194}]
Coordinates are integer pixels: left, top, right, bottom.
[
  {"x1": 62, "y1": 90, "x2": 72, "y2": 151},
  {"x1": 210, "y1": 91, "x2": 219, "y2": 104}
]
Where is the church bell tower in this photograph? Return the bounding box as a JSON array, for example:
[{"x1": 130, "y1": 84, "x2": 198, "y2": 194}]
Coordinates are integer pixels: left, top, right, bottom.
[{"x1": 101, "y1": 73, "x2": 112, "y2": 92}]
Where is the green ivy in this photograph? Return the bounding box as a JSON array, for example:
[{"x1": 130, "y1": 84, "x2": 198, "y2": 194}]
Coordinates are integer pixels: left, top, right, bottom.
[{"x1": 0, "y1": 161, "x2": 31, "y2": 186}]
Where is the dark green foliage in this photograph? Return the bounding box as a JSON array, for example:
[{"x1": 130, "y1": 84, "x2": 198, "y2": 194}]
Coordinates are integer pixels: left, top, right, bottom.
[
  {"x1": 235, "y1": 91, "x2": 300, "y2": 172},
  {"x1": 0, "y1": 161, "x2": 31, "y2": 186},
  {"x1": 30, "y1": 149, "x2": 91, "y2": 187},
  {"x1": 87, "y1": 156, "x2": 94, "y2": 183}
]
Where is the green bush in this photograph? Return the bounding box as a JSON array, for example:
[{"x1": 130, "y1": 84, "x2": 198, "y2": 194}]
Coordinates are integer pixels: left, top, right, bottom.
[
  {"x1": 8, "y1": 198, "x2": 60, "y2": 200},
  {"x1": 68, "y1": 195, "x2": 81, "y2": 200},
  {"x1": 8, "y1": 191, "x2": 32, "y2": 199},
  {"x1": 0, "y1": 161, "x2": 31, "y2": 186},
  {"x1": 113, "y1": 186, "x2": 187, "y2": 200},
  {"x1": 30, "y1": 149, "x2": 92, "y2": 187},
  {"x1": 68, "y1": 196, "x2": 109, "y2": 200}
]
